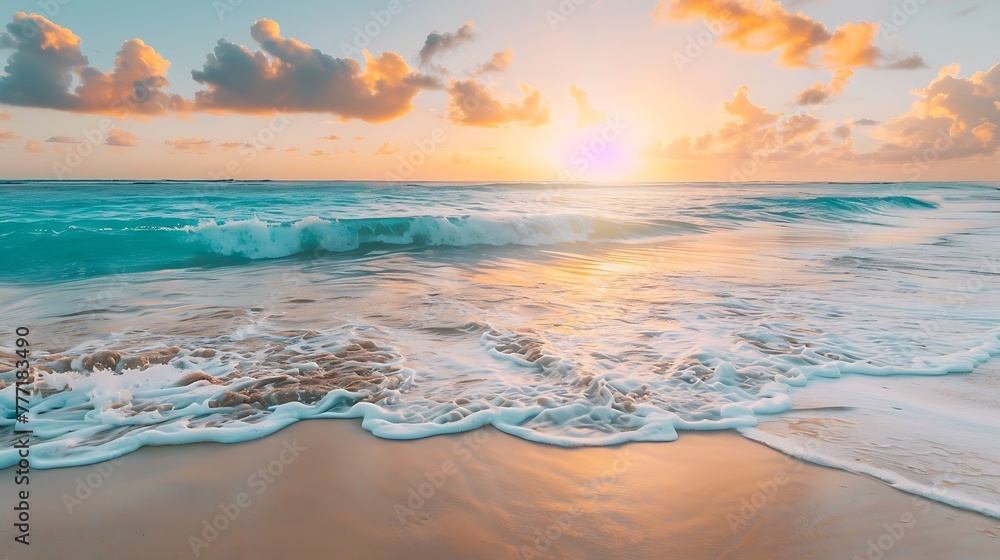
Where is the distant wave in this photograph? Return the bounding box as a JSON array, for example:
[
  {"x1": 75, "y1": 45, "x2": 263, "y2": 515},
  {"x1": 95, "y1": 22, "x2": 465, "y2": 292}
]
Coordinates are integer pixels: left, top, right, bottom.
[
  {"x1": 0, "y1": 192, "x2": 944, "y2": 282},
  {"x1": 187, "y1": 215, "x2": 701, "y2": 259},
  {"x1": 711, "y1": 194, "x2": 941, "y2": 223},
  {"x1": 780, "y1": 195, "x2": 939, "y2": 211},
  {"x1": 0, "y1": 214, "x2": 703, "y2": 280}
]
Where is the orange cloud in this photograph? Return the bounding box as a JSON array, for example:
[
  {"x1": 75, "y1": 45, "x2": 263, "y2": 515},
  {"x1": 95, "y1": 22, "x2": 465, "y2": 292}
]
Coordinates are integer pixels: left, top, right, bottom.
[
  {"x1": 823, "y1": 22, "x2": 879, "y2": 68},
  {"x1": 642, "y1": 86, "x2": 851, "y2": 166},
  {"x1": 191, "y1": 19, "x2": 421, "y2": 122},
  {"x1": 646, "y1": 62, "x2": 1000, "y2": 172},
  {"x1": 657, "y1": 0, "x2": 905, "y2": 70},
  {"x1": 0, "y1": 13, "x2": 186, "y2": 115},
  {"x1": 25, "y1": 140, "x2": 43, "y2": 153},
  {"x1": 0, "y1": 15, "x2": 427, "y2": 122},
  {"x1": 166, "y1": 138, "x2": 212, "y2": 152},
  {"x1": 447, "y1": 80, "x2": 549, "y2": 127},
  {"x1": 872, "y1": 63, "x2": 1000, "y2": 161}
]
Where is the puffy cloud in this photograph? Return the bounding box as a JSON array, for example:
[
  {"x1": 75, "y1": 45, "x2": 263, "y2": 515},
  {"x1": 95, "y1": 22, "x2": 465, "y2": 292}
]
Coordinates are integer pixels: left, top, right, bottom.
[
  {"x1": 641, "y1": 86, "x2": 851, "y2": 164},
  {"x1": 871, "y1": 63, "x2": 1000, "y2": 161},
  {"x1": 644, "y1": 62, "x2": 1000, "y2": 171},
  {"x1": 569, "y1": 85, "x2": 606, "y2": 127},
  {"x1": 418, "y1": 22, "x2": 476, "y2": 67},
  {"x1": 374, "y1": 139, "x2": 400, "y2": 155},
  {"x1": 0, "y1": 12, "x2": 86, "y2": 109},
  {"x1": 45, "y1": 135, "x2": 79, "y2": 143},
  {"x1": 795, "y1": 68, "x2": 852, "y2": 105},
  {"x1": 322, "y1": 135, "x2": 341, "y2": 140},
  {"x1": 0, "y1": 15, "x2": 450, "y2": 121},
  {"x1": 821, "y1": 21, "x2": 879, "y2": 68},
  {"x1": 656, "y1": 0, "x2": 917, "y2": 70},
  {"x1": 24, "y1": 140, "x2": 43, "y2": 153},
  {"x1": 477, "y1": 49, "x2": 513, "y2": 74},
  {"x1": 106, "y1": 129, "x2": 138, "y2": 147},
  {"x1": 447, "y1": 80, "x2": 549, "y2": 127},
  {"x1": 0, "y1": 111, "x2": 9, "y2": 120},
  {"x1": 310, "y1": 150, "x2": 326, "y2": 157},
  {"x1": 0, "y1": 129, "x2": 19, "y2": 140},
  {"x1": 721, "y1": 85, "x2": 780, "y2": 128},
  {"x1": 166, "y1": 137, "x2": 212, "y2": 152},
  {"x1": 0, "y1": 13, "x2": 186, "y2": 115},
  {"x1": 190, "y1": 19, "x2": 420, "y2": 122}
]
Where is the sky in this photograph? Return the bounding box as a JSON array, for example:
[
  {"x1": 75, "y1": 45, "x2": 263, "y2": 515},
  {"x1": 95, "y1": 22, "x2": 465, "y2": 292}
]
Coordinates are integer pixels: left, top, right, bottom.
[{"x1": 0, "y1": 0, "x2": 997, "y2": 182}]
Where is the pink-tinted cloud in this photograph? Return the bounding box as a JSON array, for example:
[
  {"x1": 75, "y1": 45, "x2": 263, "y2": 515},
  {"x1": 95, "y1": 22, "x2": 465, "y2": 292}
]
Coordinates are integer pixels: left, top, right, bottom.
[
  {"x1": 477, "y1": 49, "x2": 513, "y2": 75},
  {"x1": 106, "y1": 129, "x2": 139, "y2": 147}
]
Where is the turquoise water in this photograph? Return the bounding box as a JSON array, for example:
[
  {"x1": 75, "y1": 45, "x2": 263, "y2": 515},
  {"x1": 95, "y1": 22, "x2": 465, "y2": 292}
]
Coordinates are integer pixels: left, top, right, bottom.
[{"x1": 1, "y1": 181, "x2": 999, "y2": 516}]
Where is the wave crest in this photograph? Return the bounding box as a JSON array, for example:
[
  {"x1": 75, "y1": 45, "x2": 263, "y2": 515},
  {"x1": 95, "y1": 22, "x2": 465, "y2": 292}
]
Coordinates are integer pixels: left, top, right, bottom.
[{"x1": 188, "y1": 214, "x2": 670, "y2": 259}]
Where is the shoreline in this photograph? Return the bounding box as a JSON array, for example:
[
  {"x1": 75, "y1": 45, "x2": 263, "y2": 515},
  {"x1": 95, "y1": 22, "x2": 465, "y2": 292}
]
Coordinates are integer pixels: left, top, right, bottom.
[{"x1": 1, "y1": 420, "x2": 998, "y2": 559}]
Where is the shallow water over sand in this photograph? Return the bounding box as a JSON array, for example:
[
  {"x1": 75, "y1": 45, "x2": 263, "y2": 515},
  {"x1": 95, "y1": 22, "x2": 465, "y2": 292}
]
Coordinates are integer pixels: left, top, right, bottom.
[{"x1": 1, "y1": 181, "x2": 998, "y2": 516}]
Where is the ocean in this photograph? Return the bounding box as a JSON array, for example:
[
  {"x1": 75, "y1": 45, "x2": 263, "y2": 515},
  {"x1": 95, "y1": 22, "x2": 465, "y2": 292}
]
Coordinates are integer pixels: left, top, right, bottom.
[{"x1": 1, "y1": 180, "x2": 998, "y2": 518}]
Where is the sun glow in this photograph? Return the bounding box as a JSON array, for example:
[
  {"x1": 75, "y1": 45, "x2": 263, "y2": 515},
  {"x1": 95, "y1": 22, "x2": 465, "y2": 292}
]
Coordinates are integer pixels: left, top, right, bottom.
[{"x1": 552, "y1": 120, "x2": 640, "y2": 182}]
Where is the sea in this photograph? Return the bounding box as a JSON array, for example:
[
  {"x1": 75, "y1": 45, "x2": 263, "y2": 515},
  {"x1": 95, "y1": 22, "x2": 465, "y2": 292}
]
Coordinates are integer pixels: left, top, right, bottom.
[{"x1": 1, "y1": 180, "x2": 998, "y2": 518}]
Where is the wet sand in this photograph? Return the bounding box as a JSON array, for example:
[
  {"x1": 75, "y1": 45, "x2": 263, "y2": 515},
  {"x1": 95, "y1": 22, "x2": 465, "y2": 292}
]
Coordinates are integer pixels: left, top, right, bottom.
[{"x1": 1, "y1": 421, "x2": 997, "y2": 559}]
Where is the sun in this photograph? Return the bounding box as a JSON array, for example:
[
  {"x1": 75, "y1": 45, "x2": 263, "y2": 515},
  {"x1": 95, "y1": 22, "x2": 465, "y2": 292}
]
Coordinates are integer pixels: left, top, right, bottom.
[{"x1": 552, "y1": 121, "x2": 640, "y2": 182}]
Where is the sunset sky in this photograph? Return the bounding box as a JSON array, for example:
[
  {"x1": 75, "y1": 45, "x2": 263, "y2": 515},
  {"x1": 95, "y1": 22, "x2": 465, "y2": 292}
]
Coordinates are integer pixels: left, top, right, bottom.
[{"x1": 0, "y1": 0, "x2": 997, "y2": 182}]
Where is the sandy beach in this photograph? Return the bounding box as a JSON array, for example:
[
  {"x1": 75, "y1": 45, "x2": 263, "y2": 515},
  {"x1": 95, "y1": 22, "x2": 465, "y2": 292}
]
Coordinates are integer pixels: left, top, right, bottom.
[{"x1": 2, "y1": 421, "x2": 997, "y2": 559}]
